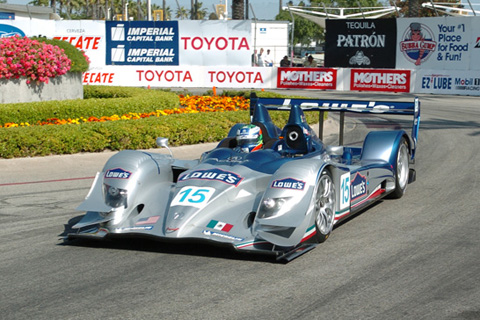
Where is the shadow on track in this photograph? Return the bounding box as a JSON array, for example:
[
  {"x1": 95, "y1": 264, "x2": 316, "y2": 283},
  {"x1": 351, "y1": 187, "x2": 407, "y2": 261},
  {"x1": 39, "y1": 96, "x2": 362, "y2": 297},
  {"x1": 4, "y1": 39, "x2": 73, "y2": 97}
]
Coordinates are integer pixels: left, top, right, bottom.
[
  {"x1": 58, "y1": 215, "x2": 278, "y2": 263},
  {"x1": 58, "y1": 199, "x2": 385, "y2": 265}
]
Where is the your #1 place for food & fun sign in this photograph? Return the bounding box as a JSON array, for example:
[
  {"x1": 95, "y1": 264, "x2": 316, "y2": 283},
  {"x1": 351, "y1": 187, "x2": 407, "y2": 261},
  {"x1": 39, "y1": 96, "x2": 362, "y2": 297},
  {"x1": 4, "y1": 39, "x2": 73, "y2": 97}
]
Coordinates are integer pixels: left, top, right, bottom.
[
  {"x1": 396, "y1": 17, "x2": 479, "y2": 71},
  {"x1": 398, "y1": 17, "x2": 480, "y2": 95}
]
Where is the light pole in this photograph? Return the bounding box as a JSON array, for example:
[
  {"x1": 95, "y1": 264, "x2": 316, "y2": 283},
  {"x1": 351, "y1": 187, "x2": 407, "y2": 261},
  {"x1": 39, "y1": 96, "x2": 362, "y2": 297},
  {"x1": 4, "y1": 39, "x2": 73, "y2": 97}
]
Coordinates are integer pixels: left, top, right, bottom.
[{"x1": 147, "y1": 0, "x2": 152, "y2": 20}]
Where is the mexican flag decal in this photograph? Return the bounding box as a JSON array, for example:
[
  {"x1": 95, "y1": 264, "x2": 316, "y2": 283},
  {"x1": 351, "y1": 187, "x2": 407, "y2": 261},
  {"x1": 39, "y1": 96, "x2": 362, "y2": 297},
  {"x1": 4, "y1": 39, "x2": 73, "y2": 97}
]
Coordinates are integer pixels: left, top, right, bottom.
[{"x1": 207, "y1": 220, "x2": 233, "y2": 232}]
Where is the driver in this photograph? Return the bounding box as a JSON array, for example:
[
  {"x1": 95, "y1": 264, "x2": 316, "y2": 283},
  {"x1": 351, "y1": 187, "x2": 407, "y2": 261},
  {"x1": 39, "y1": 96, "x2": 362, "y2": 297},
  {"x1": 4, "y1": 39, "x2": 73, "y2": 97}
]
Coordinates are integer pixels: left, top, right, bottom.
[{"x1": 235, "y1": 124, "x2": 263, "y2": 153}]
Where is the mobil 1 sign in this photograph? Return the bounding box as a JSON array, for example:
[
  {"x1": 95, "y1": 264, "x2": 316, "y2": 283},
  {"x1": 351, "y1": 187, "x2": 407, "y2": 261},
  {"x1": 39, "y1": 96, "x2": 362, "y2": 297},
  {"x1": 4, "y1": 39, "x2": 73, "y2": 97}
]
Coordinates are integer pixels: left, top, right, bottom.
[
  {"x1": 325, "y1": 18, "x2": 396, "y2": 68},
  {"x1": 106, "y1": 21, "x2": 179, "y2": 65},
  {"x1": 416, "y1": 69, "x2": 480, "y2": 96}
]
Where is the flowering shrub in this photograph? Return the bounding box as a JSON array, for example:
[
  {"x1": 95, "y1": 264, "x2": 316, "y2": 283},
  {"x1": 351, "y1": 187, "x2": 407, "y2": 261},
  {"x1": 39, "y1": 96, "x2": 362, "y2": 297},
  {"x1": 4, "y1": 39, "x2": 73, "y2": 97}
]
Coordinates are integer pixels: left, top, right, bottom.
[
  {"x1": 33, "y1": 36, "x2": 90, "y2": 73},
  {"x1": 0, "y1": 95, "x2": 250, "y2": 128},
  {"x1": 0, "y1": 36, "x2": 71, "y2": 84}
]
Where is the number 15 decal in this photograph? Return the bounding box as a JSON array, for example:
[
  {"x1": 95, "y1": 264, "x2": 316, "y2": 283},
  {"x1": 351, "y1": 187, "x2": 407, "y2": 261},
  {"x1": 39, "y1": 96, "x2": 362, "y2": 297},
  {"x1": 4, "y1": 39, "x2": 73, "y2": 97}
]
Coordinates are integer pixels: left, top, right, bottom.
[
  {"x1": 340, "y1": 172, "x2": 350, "y2": 210},
  {"x1": 171, "y1": 186, "x2": 215, "y2": 208}
]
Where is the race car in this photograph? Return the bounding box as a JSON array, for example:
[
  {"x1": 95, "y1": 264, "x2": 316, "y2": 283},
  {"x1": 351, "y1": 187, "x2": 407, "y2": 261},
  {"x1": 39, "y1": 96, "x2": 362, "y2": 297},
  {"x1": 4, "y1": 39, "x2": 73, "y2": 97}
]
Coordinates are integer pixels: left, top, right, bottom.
[{"x1": 66, "y1": 93, "x2": 420, "y2": 261}]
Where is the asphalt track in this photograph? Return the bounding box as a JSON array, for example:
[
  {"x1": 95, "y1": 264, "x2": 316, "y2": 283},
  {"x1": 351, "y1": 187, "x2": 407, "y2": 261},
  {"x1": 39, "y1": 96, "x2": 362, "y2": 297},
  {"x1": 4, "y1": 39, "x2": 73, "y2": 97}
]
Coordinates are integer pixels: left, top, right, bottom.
[{"x1": 1, "y1": 90, "x2": 479, "y2": 320}]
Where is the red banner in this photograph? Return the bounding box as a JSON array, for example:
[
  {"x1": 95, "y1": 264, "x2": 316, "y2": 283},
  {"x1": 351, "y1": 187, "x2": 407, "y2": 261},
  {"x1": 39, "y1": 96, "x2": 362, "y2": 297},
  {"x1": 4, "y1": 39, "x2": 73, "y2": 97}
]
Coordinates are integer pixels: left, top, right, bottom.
[
  {"x1": 350, "y1": 69, "x2": 411, "y2": 92},
  {"x1": 277, "y1": 68, "x2": 337, "y2": 90}
]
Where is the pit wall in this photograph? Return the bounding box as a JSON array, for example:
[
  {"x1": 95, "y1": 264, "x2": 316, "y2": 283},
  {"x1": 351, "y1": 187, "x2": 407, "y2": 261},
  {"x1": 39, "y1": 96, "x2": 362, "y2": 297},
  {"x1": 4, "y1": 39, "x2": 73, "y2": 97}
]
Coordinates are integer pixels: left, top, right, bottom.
[
  {"x1": 1, "y1": 17, "x2": 479, "y2": 96},
  {"x1": 82, "y1": 66, "x2": 480, "y2": 96}
]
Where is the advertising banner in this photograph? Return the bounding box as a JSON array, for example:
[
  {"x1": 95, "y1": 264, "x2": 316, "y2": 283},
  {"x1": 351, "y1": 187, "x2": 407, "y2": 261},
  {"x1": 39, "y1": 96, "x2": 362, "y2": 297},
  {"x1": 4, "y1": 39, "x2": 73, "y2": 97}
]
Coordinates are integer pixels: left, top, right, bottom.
[
  {"x1": 82, "y1": 66, "x2": 275, "y2": 89},
  {"x1": 105, "y1": 21, "x2": 179, "y2": 66},
  {"x1": 0, "y1": 16, "x2": 53, "y2": 38},
  {"x1": 179, "y1": 20, "x2": 251, "y2": 67},
  {"x1": 416, "y1": 69, "x2": 480, "y2": 96},
  {"x1": 83, "y1": 66, "x2": 200, "y2": 87},
  {"x1": 276, "y1": 67, "x2": 337, "y2": 90},
  {"x1": 104, "y1": 20, "x2": 251, "y2": 67},
  {"x1": 325, "y1": 19, "x2": 397, "y2": 68},
  {"x1": 4, "y1": 17, "x2": 480, "y2": 95},
  {"x1": 205, "y1": 67, "x2": 271, "y2": 88},
  {"x1": 471, "y1": 18, "x2": 480, "y2": 69},
  {"x1": 0, "y1": 22, "x2": 25, "y2": 37},
  {"x1": 396, "y1": 17, "x2": 474, "y2": 70},
  {"x1": 0, "y1": 18, "x2": 106, "y2": 67},
  {"x1": 350, "y1": 69, "x2": 411, "y2": 92},
  {"x1": 54, "y1": 20, "x2": 106, "y2": 67}
]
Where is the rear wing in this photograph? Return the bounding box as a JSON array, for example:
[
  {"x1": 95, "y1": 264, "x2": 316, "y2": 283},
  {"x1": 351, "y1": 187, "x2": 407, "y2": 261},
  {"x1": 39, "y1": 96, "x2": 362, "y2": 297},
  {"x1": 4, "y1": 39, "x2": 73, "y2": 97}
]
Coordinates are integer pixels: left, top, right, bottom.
[{"x1": 249, "y1": 94, "x2": 420, "y2": 159}]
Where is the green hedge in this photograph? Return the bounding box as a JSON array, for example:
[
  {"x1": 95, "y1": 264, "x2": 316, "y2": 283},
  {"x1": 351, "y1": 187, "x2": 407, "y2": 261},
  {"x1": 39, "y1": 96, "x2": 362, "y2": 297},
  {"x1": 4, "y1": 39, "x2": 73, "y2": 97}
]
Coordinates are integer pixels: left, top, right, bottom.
[
  {"x1": 0, "y1": 86, "x2": 179, "y2": 125},
  {"x1": 0, "y1": 110, "x2": 294, "y2": 159},
  {"x1": 0, "y1": 86, "x2": 320, "y2": 159},
  {"x1": 0, "y1": 112, "x2": 244, "y2": 158}
]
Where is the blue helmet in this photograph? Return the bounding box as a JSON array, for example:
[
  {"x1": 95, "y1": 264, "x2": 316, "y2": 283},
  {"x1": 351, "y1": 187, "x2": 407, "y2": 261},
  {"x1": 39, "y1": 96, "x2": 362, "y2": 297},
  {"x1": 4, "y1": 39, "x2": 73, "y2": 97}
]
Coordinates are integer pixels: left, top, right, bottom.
[{"x1": 236, "y1": 124, "x2": 263, "y2": 153}]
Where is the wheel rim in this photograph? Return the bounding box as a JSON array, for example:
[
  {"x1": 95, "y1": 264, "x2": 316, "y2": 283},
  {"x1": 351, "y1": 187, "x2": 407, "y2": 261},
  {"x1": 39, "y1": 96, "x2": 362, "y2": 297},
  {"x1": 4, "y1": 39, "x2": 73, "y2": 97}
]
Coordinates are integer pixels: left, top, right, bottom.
[
  {"x1": 397, "y1": 144, "x2": 409, "y2": 190},
  {"x1": 314, "y1": 173, "x2": 336, "y2": 235}
]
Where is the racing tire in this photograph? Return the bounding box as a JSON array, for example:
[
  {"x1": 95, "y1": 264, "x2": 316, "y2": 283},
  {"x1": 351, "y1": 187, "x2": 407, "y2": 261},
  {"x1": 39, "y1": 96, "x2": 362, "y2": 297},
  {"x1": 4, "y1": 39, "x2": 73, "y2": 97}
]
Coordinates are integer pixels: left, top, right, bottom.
[
  {"x1": 312, "y1": 170, "x2": 336, "y2": 243},
  {"x1": 388, "y1": 137, "x2": 410, "y2": 199}
]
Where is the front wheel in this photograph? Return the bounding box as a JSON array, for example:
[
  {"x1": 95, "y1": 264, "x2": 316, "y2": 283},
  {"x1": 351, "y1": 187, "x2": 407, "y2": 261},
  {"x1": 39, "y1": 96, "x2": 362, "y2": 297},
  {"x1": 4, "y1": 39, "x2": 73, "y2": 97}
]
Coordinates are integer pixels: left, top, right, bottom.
[
  {"x1": 312, "y1": 170, "x2": 336, "y2": 243},
  {"x1": 388, "y1": 138, "x2": 410, "y2": 199}
]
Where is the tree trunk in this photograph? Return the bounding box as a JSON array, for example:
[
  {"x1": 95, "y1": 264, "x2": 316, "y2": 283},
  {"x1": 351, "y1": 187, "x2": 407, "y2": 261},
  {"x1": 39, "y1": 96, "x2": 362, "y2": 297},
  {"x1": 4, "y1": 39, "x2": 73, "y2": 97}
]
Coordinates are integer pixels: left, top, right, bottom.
[
  {"x1": 408, "y1": 0, "x2": 421, "y2": 17},
  {"x1": 50, "y1": 0, "x2": 56, "y2": 13},
  {"x1": 232, "y1": 0, "x2": 245, "y2": 20}
]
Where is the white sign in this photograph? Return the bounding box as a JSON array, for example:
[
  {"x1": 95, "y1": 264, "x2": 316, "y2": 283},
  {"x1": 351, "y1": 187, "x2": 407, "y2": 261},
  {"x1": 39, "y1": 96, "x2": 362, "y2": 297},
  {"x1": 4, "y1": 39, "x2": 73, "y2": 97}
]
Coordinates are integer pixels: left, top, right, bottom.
[
  {"x1": 396, "y1": 17, "x2": 475, "y2": 71},
  {"x1": 416, "y1": 69, "x2": 480, "y2": 96},
  {"x1": 82, "y1": 65, "x2": 276, "y2": 89},
  {"x1": 179, "y1": 20, "x2": 251, "y2": 67}
]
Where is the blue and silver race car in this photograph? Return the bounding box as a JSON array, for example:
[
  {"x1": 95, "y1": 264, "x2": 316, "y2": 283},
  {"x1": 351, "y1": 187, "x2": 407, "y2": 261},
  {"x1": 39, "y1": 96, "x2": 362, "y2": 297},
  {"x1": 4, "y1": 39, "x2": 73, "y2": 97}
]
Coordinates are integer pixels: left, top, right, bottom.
[{"x1": 66, "y1": 93, "x2": 420, "y2": 261}]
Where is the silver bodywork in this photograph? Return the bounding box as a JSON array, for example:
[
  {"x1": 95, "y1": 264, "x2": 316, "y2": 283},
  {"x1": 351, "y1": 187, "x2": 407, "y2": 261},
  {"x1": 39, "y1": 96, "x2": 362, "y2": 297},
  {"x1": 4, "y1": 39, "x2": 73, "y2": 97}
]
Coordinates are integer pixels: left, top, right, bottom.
[{"x1": 67, "y1": 96, "x2": 420, "y2": 261}]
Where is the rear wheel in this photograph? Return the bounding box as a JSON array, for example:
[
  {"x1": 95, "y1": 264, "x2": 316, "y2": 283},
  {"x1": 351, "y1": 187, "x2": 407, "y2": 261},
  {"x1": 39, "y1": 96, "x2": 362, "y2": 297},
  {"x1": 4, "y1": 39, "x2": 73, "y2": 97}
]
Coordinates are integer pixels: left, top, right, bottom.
[
  {"x1": 312, "y1": 170, "x2": 336, "y2": 243},
  {"x1": 389, "y1": 138, "x2": 410, "y2": 199}
]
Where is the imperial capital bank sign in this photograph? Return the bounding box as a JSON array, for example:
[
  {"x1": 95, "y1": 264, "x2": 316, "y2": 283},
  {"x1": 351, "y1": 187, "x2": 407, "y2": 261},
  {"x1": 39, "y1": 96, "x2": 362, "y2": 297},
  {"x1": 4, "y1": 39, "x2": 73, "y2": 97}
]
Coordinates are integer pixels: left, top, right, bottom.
[
  {"x1": 105, "y1": 20, "x2": 251, "y2": 67},
  {"x1": 106, "y1": 21, "x2": 179, "y2": 65}
]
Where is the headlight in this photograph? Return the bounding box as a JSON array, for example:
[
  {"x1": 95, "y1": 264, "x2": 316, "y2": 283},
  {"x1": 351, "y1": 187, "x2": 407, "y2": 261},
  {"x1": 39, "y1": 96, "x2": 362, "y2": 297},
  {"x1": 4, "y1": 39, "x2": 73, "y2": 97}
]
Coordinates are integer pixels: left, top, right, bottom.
[
  {"x1": 257, "y1": 197, "x2": 293, "y2": 219},
  {"x1": 103, "y1": 184, "x2": 128, "y2": 208}
]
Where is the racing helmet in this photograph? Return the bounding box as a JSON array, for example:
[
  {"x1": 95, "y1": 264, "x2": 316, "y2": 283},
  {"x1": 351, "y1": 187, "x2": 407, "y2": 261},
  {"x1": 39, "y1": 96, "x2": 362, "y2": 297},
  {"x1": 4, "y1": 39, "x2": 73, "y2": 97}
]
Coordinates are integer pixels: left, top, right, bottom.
[{"x1": 236, "y1": 124, "x2": 263, "y2": 153}]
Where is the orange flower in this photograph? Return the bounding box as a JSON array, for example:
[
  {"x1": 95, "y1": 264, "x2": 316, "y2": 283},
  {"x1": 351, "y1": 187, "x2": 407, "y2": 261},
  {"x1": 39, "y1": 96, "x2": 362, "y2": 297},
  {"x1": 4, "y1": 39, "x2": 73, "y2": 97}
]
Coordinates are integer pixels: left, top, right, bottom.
[{"x1": 1, "y1": 95, "x2": 251, "y2": 128}]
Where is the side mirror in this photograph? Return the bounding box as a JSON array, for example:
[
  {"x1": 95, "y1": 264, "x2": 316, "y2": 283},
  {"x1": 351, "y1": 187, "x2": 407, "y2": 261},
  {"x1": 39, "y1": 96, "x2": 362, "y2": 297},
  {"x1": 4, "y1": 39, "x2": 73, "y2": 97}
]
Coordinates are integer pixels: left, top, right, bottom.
[{"x1": 156, "y1": 137, "x2": 173, "y2": 157}]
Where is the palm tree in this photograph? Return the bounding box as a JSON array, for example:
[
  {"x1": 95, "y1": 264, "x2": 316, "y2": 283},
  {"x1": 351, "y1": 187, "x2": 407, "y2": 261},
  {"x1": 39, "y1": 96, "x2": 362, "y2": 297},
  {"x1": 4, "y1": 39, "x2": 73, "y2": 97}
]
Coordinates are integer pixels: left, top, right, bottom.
[
  {"x1": 176, "y1": 6, "x2": 189, "y2": 19},
  {"x1": 64, "y1": 0, "x2": 84, "y2": 18},
  {"x1": 27, "y1": 0, "x2": 50, "y2": 6},
  {"x1": 163, "y1": 6, "x2": 172, "y2": 20},
  {"x1": 193, "y1": 1, "x2": 207, "y2": 19},
  {"x1": 50, "y1": 0, "x2": 56, "y2": 12},
  {"x1": 232, "y1": 0, "x2": 244, "y2": 20}
]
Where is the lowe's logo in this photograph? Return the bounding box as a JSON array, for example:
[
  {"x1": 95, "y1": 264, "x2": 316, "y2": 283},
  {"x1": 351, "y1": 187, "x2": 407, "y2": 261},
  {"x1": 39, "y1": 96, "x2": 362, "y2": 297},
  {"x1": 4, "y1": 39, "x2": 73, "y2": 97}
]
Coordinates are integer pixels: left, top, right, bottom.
[
  {"x1": 351, "y1": 172, "x2": 367, "y2": 200},
  {"x1": 179, "y1": 169, "x2": 243, "y2": 186},
  {"x1": 271, "y1": 178, "x2": 305, "y2": 190},
  {"x1": 105, "y1": 168, "x2": 132, "y2": 179}
]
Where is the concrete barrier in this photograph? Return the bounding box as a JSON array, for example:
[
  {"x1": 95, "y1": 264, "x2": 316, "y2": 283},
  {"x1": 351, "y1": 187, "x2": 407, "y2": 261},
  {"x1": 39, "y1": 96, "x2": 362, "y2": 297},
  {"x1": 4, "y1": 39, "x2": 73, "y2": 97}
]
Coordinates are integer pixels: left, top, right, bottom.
[{"x1": 0, "y1": 72, "x2": 83, "y2": 104}]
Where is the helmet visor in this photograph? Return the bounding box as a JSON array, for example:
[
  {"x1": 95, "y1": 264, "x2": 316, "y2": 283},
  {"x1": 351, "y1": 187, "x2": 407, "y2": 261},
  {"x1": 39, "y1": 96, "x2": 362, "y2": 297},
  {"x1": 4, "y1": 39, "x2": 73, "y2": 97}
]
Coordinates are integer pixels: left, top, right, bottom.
[{"x1": 237, "y1": 137, "x2": 259, "y2": 146}]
